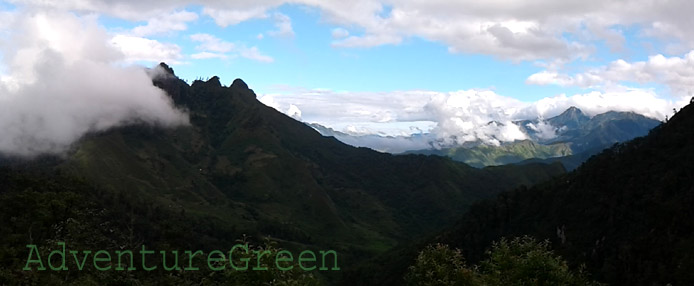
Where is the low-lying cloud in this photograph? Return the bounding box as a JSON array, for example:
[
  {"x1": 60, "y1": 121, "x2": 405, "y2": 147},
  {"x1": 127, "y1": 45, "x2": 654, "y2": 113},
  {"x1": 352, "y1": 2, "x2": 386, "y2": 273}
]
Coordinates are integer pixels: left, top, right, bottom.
[
  {"x1": 260, "y1": 85, "x2": 687, "y2": 152},
  {"x1": 0, "y1": 10, "x2": 188, "y2": 157}
]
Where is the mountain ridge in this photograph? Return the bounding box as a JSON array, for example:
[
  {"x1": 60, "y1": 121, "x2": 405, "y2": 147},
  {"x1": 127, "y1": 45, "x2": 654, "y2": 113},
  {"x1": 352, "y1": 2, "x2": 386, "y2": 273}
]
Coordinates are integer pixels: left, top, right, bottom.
[{"x1": 405, "y1": 106, "x2": 660, "y2": 168}]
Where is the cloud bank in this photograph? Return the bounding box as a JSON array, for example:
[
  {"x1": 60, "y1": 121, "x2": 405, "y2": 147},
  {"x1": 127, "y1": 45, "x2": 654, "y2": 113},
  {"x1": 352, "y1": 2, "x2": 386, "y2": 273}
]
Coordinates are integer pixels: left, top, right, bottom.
[
  {"x1": 7, "y1": 0, "x2": 694, "y2": 62},
  {"x1": 260, "y1": 86, "x2": 686, "y2": 151},
  {"x1": 0, "y1": 10, "x2": 188, "y2": 157}
]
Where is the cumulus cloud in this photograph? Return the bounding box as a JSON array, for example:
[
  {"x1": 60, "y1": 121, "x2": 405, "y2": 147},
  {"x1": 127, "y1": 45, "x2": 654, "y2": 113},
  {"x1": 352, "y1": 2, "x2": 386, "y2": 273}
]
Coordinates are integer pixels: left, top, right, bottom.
[
  {"x1": 202, "y1": 6, "x2": 269, "y2": 27},
  {"x1": 0, "y1": 9, "x2": 188, "y2": 157},
  {"x1": 111, "y1": 35, "x2": 183, "y2": 63},
  {"x1": 7, "y1": 0, "x2": 694, "y2": 63},
  {"x1": 528, "y1": 51, "x2": 694, "y2": 97},
  {"x1": 131, "y1": 10, "x2": 198, "y2": 37},
  {"x1": 190, "y1": 33, "x2": 236, "y2": 53},
  {"x1": 190, "y1": 33, "x2": 273, "y2": 62},
  {"x1": 8, "y1": 0, "x2": 694, "y2": 65},
  {"x1": 423, "y1": 90, "x2": 528, "y2": 146}
]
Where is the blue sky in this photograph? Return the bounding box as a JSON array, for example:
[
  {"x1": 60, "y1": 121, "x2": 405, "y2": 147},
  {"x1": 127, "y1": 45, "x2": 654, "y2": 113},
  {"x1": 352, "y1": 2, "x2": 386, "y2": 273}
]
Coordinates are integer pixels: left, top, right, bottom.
[
  {"x1": 0, "y1": 0, "x2": 693, "y2": 154},
  {"x1": 134, "y1": 3, "x2": 593, "y2": 100}
]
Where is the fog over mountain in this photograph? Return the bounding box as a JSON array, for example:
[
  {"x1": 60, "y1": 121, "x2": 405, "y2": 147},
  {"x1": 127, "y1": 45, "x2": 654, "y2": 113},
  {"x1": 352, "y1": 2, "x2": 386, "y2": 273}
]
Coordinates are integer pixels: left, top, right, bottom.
[
  {"x1": 0, "y1": 10, "x2": 188, "y2": 157},
  {"x1": 263, "y1": 88, "x2": 684, "y2": 153}
]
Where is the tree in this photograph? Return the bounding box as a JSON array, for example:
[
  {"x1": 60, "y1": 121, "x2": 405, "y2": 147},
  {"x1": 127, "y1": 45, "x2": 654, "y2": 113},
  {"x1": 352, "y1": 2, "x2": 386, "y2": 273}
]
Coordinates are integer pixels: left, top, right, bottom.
[
  {"x1": 404, "y1": 243, "x2": 480, "y2": 286},
  {"x1": 479, "y1": 236, "x2": 599, "y2": 286},
  {"x1": 405, "y1": 236, "x2": 601, "y2": 286}
]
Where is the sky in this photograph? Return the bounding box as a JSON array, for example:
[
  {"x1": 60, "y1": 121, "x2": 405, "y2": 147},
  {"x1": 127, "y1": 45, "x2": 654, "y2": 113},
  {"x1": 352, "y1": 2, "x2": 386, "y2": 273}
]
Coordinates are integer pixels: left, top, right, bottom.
[{"x1": 0, "y1": 0, "x2": 693, "y2": 155}]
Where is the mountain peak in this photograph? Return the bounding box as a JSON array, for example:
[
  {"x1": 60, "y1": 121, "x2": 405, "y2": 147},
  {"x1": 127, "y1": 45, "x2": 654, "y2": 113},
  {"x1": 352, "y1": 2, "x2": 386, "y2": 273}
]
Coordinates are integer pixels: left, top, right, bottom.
[
  {"x1": 562, "y1": 106, "x2": 583, "y2": 115},
  {"x1": 157, "y1": 62, "x2": 175, "y2": 76},
  {"x1": 231, "y1": 78, "x2": 249, "y2": 90},
  {"x1": 547, "y1": 106, "x2": 590, "y2": 130},
  {"x1": 207, "y1": 75, "x2": 221, "y2": 87}
]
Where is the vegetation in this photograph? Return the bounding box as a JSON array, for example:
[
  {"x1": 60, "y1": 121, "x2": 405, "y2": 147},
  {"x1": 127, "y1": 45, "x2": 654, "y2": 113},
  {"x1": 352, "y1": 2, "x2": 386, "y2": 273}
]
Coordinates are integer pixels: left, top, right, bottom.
[
  {"x1": 0, "y1": 168, "x2": 321, "y2": 285},
  {"x1": 405, "y1": 237, "x2": 599, "y2": 286},
  {"x1": 412, "y1": 140, "x2": 572, "y2": 168}
]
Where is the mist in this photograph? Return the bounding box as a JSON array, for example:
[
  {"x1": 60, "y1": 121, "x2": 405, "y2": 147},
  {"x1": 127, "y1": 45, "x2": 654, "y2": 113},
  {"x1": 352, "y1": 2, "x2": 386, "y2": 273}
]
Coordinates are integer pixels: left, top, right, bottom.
[{"x1": 0, "y1": 10, "x2": 188, "y2": 157}]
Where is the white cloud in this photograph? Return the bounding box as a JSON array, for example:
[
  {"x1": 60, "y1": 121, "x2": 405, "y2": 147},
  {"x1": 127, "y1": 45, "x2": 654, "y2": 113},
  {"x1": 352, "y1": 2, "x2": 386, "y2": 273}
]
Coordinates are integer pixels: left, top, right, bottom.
[
  {"x1": 525, "y1": 120, "x2": 558, "y2": 140},
  {"x1": 111, "y1": 35, "x2": 183, "y2": 63},
  {"x1": 286, "y1": 104, "x2": 302, "y2": 120},
  {"x1": 191, "y1": 51, "x2": 230, "y2": 60},
  {"x1": 423, "y1": 90, "x2": 528, "y2": 146},
  {"x1": 190, "y1": 33, "x2": 273, "y2": 63},
  {"x1": 0, "y1": 10, "x2": 188, "y2": 157},
  {"x1": 131, "y1": 10, "x2": 198, "y2": 37},
  {"x1": 528, "y1": 50, "x2": 694, "y2": 97},
  {"x1": 526, "y1": 70, "x2": 603, "y2": 88},
  {"x1": 9, "y1": 1, "x2": 694, "y2": 63},
  {"x1": 268, "y1": 12, "x2": 294, "y2": 38},
  {"x1": 239, "y1": 46, "x2": 274, "y2": 63},
  {"x1": 259, "y1": 85, "x2": 685, "y2": 150},
  {"x1": 190, "y1": 33, "x2": 235, "y2": 53},
  {"x1": 202, "y1": 6, "x2": 269, "y2": 27}
]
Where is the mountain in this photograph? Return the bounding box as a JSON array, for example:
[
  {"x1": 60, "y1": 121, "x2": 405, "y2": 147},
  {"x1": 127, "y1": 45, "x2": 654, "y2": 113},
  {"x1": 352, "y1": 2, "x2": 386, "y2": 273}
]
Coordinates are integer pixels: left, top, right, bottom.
[
  {"x1": 407, "y1": 107, "x2": 660, "y2": 169},
  {"x1": 410, "y1": 140, "x2": 572, "y2": 168},
  {"x1": 516, "y1": 106, "x2": 591, "y2": 143},
  {"x1": 0, "y1": 63, "x2": 566, "y2": 284},
  {"x1": 306, "y1": 123, "x2": 433, "y2": 154},
  {"x1": 349, "y1": 102, "x2": 694, "y2": 285}
]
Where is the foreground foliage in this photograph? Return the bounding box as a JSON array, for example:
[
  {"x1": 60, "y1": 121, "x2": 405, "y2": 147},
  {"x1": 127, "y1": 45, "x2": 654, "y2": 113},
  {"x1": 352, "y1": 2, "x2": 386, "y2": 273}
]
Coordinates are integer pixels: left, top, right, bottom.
[{"x1": 405, "y1": 237, "x2": 599, "y2": 286}]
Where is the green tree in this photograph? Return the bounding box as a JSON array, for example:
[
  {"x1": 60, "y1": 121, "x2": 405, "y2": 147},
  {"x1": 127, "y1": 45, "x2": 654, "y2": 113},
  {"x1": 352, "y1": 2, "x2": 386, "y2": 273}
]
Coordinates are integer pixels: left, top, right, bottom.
[
  {"x1": 479, "y1": 236, "x2": 598, "y2": 286},
  {"x1": 404, "y1": 243, "x2": 480, "y2": 286},
  {"x1": 405, "y1": 236, "x2": 600, "y2": 286}
]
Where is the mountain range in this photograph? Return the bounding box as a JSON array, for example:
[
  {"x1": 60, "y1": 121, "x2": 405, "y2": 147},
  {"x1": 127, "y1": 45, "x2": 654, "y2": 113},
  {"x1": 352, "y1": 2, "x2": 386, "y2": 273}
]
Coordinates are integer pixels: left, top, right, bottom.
[
  {"x1": 0, "y1": 64, "x2": 565, "y2": 284},
  {"x1": 404, "y1": 106, "x2": 660, "y2": 169}
]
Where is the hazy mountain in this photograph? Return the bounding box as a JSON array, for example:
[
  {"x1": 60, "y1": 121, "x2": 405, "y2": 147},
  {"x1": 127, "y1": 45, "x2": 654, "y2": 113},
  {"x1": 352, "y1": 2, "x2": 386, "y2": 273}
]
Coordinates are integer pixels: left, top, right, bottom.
[
  {"x1": 0, "y1": 63, "x2": 566, "y2": 284},
  {"x1": 406, "y1": 106, "x2": 660, "y2": 168},
  {"x1": 306, "y1": 123, "x2": 434, "y2": 153},
  {"x1": 348, "y1": 101, "x2": 694, "y2": 285}
]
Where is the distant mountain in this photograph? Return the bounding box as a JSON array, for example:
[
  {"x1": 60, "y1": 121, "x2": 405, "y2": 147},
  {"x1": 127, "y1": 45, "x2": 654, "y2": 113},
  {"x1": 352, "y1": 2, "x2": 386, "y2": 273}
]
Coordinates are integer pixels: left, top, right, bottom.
[
  {"x1": 406, "y1": 107, "x2": 660, "y2": 169},
  {"x1": 346, "y1": 101, "x2": 694, "y2": 285},
  {"x1": 0, "y1": 63, "x2": 566, "y2": 284},
  {"x1": 516, "y1": 106, "x2": 591, "y2": 143},
  {"x1": 410, "y1": 140, "x2": 572, "y2": 168},
  {"x1": 307, "y1": 123, "x2": 434, "y2": 153}
]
